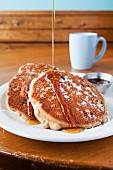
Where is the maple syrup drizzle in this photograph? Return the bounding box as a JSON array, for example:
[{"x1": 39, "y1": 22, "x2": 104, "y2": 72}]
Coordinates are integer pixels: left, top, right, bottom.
[
  {"x1": 52, "y1": 0, "x2": 56, "y2": 66},
  {"x1": 52, "y1": 82, "x2": 75, "y2": 124},
  {"x1": 63, "y1": 127, "x2": 84, "y2": 134},
  {"x1": 46, "y1": 72, "x2": 75, "y2": 124},
  {"x1": 26, "y1": 119, "x2": 40, "y2": 125}
]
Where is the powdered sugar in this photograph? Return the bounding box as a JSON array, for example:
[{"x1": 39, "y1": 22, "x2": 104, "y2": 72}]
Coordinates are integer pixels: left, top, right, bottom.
[
  {"x1": 72, "y1": 83, "x2": 82, "y2": 91},
  {"x1": 81, "y1": 101, "x2": 87, "y2": 105}
]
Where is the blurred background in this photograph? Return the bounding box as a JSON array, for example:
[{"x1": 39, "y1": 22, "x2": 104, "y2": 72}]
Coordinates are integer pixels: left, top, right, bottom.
[
  {"x1": 0, "y1": 0, "x2": 113, "y2": 84},
  {"x1": 0, "y1": 0, "x2": 113, "y2": 10}
]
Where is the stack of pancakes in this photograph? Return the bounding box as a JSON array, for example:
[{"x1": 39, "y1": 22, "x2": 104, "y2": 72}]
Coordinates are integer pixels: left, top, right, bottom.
[
  {"x1": 7, "y1": 63, "x2": 108, "y2": 130},
  {"x1": 7, "y1": 63, "x2": 57, "y2": 120}
]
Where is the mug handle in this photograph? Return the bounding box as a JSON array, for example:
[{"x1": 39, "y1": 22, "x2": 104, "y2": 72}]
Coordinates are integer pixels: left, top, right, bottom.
[{"x1": 93, "y1": 37, "x2": 107, "y2": 63}]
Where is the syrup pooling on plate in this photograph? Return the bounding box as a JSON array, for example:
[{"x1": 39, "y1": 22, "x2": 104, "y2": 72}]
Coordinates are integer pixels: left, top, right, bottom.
[
  {"x1": 26, "y1": 119, "x2": 40, "y2": 125},
  {"x1": 63, "y1": 127, "x2": 84, "y2": 134}
]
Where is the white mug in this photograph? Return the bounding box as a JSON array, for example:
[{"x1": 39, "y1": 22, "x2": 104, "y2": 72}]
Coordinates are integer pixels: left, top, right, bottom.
[{"x1": 69, "y1": 32, "x2": 107, "y2": 70}]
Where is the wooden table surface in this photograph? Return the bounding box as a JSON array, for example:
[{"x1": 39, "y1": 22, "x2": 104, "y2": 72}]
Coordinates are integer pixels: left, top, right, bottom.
[{"x1": 0, "y1": 43, "x2": 113, "y2": 170}]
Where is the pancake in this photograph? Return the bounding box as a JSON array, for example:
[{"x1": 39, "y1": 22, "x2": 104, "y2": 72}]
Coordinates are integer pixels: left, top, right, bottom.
[
  {"x1": 29, "y1": 69, "x2": 108, "y2": 130},
  {"x1": 7, "y1": 63, "x2": 57, "y2": 120}
]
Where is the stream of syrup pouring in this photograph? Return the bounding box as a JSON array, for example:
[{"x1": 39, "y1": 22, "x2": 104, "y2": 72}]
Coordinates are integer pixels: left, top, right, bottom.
[
  {"x1": 26, "y1": 0, "x2": 56, "y2": 126},
  {"x1": 52, "y1": 0, "x2": 56, "y2": 66},
  {"x1": 51, "y1": 0, "x2": 84, "y2": 134},
  {"x1": 27, "y1": 0, "x2": 84, "y2": 134}
]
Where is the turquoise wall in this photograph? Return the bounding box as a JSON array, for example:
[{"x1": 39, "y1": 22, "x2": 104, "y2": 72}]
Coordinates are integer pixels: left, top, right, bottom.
[{"x1": 0, "y1": 0, "x2": 113, "y2": 11}]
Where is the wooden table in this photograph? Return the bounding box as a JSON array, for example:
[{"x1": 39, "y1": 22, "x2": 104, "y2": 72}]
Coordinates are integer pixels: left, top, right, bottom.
[{"x1": 0, "y1": 43, "x2": 113, "y2": 170}]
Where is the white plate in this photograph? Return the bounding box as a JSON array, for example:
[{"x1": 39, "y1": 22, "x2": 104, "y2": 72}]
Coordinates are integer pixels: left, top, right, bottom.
[{"x1": 0, "y1": 80, "x2": 113, "y2": 142}]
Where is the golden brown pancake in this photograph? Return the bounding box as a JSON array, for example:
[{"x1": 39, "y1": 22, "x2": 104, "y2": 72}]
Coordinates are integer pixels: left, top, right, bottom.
[
  {"x1": 7, "y1": 63, "x2": 57, "y2": 120},
  {"x1": 29, "y1": 69, "x2": 108, "y2": 130}
]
